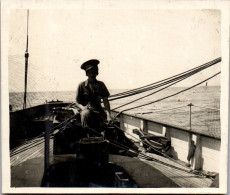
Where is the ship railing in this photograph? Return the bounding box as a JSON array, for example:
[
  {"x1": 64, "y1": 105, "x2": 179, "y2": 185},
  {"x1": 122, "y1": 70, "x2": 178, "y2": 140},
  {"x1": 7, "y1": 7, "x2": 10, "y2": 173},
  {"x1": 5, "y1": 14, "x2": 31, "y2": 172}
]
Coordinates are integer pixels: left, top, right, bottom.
[{"x1": 111, "y1": 103, "x2": 220, "y2": 173}]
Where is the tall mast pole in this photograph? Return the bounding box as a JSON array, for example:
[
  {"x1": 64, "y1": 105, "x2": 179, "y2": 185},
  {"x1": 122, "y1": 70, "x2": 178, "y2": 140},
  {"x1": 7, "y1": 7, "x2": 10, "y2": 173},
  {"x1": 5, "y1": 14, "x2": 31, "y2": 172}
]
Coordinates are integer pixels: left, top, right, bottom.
[{"x1": 23, "y1": 10, "x2": 29, "y2": 109}]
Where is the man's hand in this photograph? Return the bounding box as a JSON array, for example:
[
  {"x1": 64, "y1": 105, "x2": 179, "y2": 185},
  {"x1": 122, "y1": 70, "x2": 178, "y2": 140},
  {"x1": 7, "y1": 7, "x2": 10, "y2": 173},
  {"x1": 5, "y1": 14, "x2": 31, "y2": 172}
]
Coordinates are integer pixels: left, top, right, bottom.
[
  {"x1": 107, "y1": 115, "x2": 113, "y2": 124},
  {"x1": 82, "y1": 106, "x2": 88, "y2": 110},
  {"x1": 74, "y1": 102, "x2": 86, "y2": 111},
  {"x1": 103, "y1": 97, "x2": 112, "y2": 124}
]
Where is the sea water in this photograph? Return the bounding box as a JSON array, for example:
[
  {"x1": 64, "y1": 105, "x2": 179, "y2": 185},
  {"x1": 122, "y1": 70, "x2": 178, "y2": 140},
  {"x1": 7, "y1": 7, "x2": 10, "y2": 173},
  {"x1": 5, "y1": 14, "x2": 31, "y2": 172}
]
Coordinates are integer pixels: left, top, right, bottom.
[{"x1": 9, "y1": 86, "x2": 220, "y2": 138}]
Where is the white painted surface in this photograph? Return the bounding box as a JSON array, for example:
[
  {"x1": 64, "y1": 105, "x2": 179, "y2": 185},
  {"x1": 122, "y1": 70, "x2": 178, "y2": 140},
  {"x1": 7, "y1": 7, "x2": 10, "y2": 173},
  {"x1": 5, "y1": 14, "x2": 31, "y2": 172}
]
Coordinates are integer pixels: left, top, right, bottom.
[{"x1": 112, "y1": 111, "x2": 221, "y2": 172}]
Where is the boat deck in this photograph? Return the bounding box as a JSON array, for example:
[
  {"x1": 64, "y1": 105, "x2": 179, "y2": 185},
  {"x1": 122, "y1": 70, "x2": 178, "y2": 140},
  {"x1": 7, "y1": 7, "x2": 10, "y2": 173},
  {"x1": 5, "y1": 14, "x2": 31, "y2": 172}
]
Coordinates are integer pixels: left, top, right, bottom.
[
  {"x1": 11, "y1": 137, "x2": 53, "y2": 166},
  {"x1": 139, "y1": 153, "x2": 213, "y2": 188},
  {"x1": 10, "y1": 137, "x2": 215, "y2": 188}
]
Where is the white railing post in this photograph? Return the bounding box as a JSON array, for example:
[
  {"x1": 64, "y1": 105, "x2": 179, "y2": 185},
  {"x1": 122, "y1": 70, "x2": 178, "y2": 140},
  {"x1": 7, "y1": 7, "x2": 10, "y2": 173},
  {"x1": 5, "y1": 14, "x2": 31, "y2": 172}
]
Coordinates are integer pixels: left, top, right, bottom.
[
  {"x1": 119, "y1": 113, "x2": 125, "y2": 131},
  {"x1": 187, "y1": 132, "x2": 193, "y2": 166},
  {"x1": 162, "y1": 126, "x2": 166, "y2": 137},
  {"x1": 191, "y1": 134, "x2": 202, "y2": 170},
  {"x1": 140, "y1": 119, "x2": 148, "y2": 133},
  {"x1": 188, "y1": 103, "x2": 194, "y2": 130}
]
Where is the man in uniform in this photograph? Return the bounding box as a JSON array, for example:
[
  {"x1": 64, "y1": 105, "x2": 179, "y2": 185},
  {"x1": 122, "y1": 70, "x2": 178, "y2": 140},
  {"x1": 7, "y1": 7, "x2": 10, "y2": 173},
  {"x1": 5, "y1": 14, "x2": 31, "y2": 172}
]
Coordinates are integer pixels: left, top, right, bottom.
[
  {"x1": 76, "y1": 59, "x2": 112, "y2": 132},
  {"x1": 76, "y1": 59, "x2": 140, "y2": 154}
]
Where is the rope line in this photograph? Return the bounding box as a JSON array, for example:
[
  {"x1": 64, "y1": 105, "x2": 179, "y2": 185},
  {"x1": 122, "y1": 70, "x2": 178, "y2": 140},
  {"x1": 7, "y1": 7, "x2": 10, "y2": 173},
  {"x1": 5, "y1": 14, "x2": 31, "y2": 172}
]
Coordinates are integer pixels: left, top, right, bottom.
[
  {"x1": 111, "y1": 68, "x2": 200, "y2": 110},
  {"x1": 109, "y1": 57, "x2": 221, "y2": 100},
  {"x1": 118, "y1": 72, "x2": 221, "y2": 113},
  {"x1": 108, "y1": 140, "x2": 205, "y2": 177},
  {"x1": 109, "y1": 58, "x2": 220, "y2": 98},
  {"x1": 109, "y1": 64, "x2": 208, "y2": 102},
  {"x1": 11, "y1": 138, "x2": 45, "y2": 157}
]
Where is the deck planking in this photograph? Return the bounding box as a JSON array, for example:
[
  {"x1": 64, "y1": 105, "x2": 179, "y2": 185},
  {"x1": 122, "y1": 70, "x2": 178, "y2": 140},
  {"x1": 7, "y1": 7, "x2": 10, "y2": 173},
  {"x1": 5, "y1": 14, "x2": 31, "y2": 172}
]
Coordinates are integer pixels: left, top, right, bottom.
[
  {"x1": 139, "y1": 152, "x2": 214, "y2": 188},
  {"x1": 11, "y1": 137, "x2": 53, "y2": 166}
]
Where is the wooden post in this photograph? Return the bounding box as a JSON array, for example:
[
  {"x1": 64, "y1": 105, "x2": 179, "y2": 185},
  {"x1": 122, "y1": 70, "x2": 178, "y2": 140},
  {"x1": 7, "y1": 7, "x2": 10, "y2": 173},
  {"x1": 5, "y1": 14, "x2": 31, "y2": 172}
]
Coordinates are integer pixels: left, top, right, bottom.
[{"x1": 44, "y1": 126, "x2": 50, "y2": 187}]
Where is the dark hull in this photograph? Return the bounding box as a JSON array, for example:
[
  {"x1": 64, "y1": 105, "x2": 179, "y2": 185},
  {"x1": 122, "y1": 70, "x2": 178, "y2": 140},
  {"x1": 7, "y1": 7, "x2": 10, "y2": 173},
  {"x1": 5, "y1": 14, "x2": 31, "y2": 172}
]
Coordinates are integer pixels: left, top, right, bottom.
[{"x1": 10, "y1": 102, "x2": 71, "y2": 149}]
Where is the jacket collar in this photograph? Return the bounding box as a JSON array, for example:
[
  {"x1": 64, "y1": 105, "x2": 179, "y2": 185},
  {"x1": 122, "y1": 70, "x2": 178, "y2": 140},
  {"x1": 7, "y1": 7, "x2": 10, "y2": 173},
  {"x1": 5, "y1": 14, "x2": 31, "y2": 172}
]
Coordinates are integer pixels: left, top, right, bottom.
[{"x1": 84, "y1": 79, "x2": 98, "y2": 87}]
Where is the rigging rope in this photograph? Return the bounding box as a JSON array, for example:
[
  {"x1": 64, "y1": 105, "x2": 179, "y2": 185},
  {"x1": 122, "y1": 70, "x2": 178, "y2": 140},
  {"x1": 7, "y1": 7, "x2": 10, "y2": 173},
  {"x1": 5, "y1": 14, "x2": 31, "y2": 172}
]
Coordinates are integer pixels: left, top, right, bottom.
[
  {"x1": 11, "y1": 62, "x2": 221, "y2": 176},
  {"x1": 109, "y1": 57, "x2": 221, "y2": 101},
  {"x1": 111, "y1": 65, "x2": 206, "y2": 110},
  {"x1": 116, "y1": 72, "x2": 220, "y2": 114},
  {"x1": 11, "y1": 138, "x2": 46, "y2": 157}
]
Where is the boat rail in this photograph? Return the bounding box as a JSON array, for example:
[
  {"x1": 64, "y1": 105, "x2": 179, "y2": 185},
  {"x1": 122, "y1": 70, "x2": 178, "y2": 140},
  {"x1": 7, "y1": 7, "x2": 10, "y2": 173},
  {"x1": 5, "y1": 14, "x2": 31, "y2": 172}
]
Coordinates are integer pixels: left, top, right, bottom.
[{"x1": 111, "y1": 110, "x2": 220, "y2": 173}]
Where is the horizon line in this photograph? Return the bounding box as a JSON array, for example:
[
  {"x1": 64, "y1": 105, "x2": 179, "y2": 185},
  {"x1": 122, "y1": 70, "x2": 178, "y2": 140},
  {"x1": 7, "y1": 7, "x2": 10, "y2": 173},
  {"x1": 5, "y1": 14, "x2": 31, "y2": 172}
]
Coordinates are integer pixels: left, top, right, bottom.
[{"x1": 9, "y1": 85, "x2": 221, "y2": 93}]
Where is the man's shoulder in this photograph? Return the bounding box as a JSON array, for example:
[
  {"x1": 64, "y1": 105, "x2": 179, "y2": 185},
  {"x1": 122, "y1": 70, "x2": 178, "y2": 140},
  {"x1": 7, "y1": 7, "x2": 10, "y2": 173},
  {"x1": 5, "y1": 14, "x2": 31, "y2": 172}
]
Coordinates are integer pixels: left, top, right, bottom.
[
  {"x1": 96, "y1": 80, "x2": 105, "y2": 85},
  {"x1": 77, "y1": 81, "x2": 87, "y2": 90},
  {"x1": 78, "y1": 80, "x2": 87, "y2": 86}
]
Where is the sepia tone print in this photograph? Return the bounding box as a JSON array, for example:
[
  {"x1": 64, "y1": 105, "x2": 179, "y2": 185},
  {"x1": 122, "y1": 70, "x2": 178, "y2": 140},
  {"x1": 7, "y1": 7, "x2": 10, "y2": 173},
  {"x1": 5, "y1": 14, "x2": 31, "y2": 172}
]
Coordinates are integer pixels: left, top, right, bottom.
[{"x1": 1, "y1": 1, "x2": 229, "y2": 194}]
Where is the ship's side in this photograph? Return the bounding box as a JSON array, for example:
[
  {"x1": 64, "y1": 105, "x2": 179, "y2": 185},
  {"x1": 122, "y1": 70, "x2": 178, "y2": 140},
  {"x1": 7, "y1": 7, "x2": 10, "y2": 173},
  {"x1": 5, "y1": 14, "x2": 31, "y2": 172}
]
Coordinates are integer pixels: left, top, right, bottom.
[{"x1": 111, "y1": 110, "x2": 220, "y2": 173}]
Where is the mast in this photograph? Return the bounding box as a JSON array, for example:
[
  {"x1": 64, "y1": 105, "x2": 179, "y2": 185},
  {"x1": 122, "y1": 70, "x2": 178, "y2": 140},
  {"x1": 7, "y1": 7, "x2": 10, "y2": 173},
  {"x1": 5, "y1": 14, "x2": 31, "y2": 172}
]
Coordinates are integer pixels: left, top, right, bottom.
[{"x1": 23, "y1": 10, "x2": 29, "y2": 109}]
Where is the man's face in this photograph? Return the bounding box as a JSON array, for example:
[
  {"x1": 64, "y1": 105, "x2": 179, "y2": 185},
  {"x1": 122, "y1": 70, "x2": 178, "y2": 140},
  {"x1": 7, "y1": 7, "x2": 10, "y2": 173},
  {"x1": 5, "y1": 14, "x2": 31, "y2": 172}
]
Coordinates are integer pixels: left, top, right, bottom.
[{"x1": 86, "y1": 68, "x2": 98, "y2": 79}]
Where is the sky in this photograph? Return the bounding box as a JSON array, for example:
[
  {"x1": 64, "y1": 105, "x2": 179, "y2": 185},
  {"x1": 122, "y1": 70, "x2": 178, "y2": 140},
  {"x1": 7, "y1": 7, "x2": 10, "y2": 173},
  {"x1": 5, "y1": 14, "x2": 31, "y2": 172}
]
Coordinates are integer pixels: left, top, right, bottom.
[{"x1": 8, "y1": 9, "x2": 221, "y2": 92}]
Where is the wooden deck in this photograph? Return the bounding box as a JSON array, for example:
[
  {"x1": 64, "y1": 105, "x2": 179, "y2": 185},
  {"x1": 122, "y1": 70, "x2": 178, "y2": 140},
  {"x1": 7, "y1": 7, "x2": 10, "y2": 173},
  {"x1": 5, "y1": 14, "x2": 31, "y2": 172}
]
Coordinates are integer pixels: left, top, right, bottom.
[
  {"x1": 10, "y1": 137, "x2": 215, "y2": 188},
  {"x1": 10, "y1": 137, "x2": 53, "y2": 187},
  {"x1": 11, "y1": 137, "x2": 53, "y2": 166},
  {"x1": 139, "y1": 153, "x2": 214, "y2": 188}
]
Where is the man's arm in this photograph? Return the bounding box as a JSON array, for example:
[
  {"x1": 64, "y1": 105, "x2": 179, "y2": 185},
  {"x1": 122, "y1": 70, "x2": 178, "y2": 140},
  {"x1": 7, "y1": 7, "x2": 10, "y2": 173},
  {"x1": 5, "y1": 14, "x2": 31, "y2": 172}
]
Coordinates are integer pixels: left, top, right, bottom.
[
  {"x1": 75, "y1": 102, "x2": 86, "y2": 111},
  {"x1": 76, "y1": 84, "x2": 87, "y2": 111}
]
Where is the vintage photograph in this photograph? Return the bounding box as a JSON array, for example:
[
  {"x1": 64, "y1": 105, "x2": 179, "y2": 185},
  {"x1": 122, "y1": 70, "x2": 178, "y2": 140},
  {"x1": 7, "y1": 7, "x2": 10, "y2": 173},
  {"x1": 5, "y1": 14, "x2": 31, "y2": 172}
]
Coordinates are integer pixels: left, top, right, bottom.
[{"x1": 1, "y1": 1, "x2": 229, "y2": 194}]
